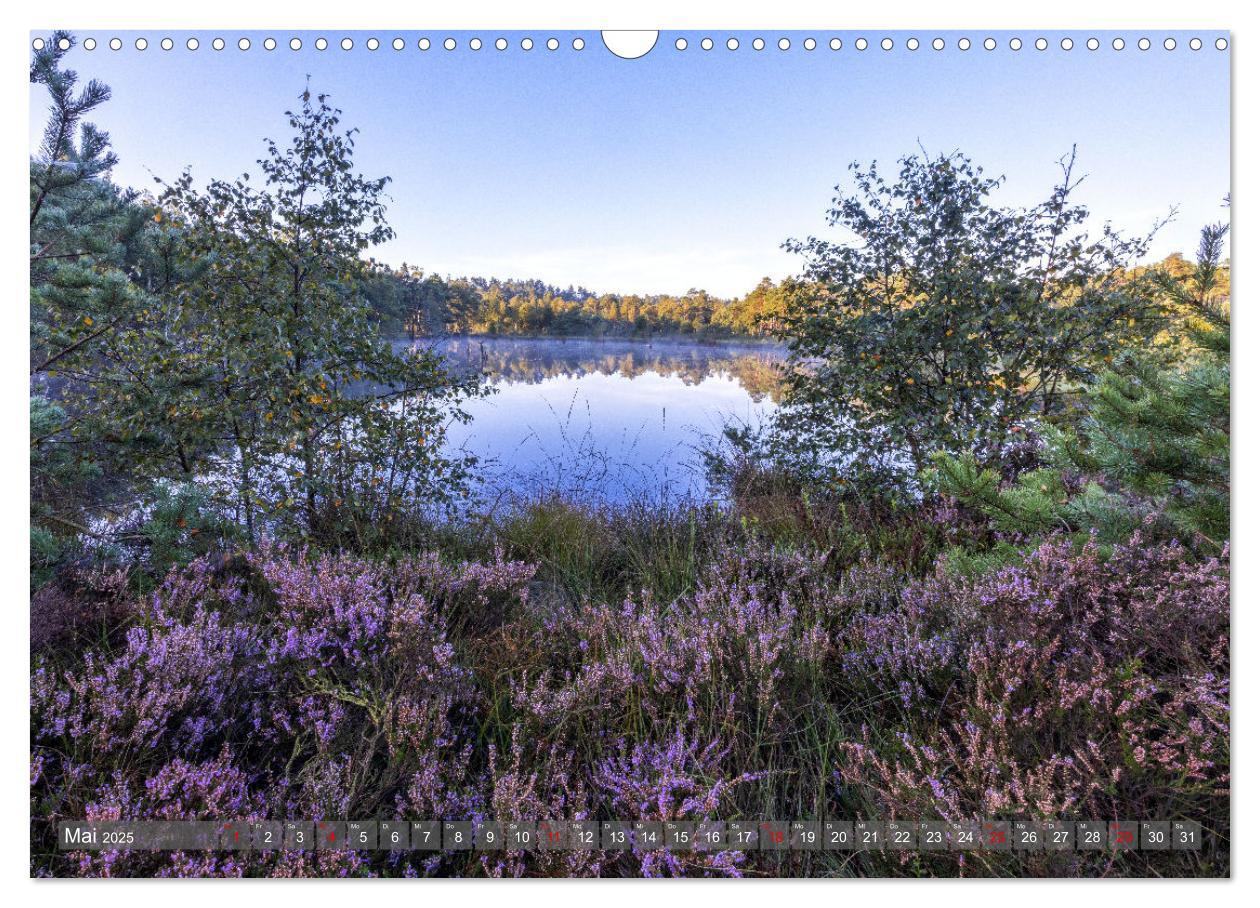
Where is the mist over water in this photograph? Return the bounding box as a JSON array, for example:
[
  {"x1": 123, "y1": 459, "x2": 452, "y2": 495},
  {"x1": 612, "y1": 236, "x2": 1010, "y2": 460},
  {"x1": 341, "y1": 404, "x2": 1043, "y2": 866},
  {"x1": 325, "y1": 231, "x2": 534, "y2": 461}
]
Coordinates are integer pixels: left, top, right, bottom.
[{"x1": 402, "y1": 337, "x2": 786, "y2": 502}]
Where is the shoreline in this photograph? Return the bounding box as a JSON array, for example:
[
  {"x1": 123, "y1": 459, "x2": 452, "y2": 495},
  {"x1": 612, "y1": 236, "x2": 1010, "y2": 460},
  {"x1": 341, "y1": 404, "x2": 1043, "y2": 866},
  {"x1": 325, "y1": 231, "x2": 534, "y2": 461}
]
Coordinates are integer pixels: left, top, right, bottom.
[{"x1": 396, "y1": 332, "x2": 786, "y2": 350}]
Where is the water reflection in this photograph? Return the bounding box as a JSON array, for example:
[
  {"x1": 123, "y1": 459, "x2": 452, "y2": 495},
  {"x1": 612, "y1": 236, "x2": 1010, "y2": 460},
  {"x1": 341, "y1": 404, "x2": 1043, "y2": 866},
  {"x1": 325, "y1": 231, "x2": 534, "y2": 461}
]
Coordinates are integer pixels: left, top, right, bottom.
[
  {"x1": 420, "y1": 336, "x2": 786, "y2": 403},
  {"x1": 402, "y1": 337, "x2": 786, "y2": 502}
]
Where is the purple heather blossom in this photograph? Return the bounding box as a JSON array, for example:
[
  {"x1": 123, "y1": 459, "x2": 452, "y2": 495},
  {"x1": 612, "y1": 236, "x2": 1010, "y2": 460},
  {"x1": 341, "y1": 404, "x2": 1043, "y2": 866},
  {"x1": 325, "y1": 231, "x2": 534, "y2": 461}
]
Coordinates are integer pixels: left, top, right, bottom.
[{"x1": 30, "y1": 525, "x2": 1229, "y2": 877}]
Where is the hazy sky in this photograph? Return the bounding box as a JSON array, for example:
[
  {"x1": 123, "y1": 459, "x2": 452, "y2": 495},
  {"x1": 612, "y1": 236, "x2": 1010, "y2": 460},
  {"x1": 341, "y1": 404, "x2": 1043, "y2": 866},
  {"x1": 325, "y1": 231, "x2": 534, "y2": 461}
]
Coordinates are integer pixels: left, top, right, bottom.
[{"x1": 29, "y1": 30, "x2": 1230, "y2": 297}]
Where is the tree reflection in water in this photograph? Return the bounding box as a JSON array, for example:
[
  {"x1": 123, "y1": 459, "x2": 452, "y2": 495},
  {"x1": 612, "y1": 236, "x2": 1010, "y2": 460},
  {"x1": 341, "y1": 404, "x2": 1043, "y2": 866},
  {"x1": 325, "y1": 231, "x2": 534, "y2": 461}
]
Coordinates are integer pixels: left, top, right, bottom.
[{"x1": 406, "y1": 336, "x2": 786, "y2": 503}]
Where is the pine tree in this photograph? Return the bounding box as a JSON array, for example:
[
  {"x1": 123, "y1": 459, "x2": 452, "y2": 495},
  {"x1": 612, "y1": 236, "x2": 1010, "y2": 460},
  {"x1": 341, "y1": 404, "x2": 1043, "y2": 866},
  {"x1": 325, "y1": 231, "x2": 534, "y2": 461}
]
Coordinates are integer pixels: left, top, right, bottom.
[
  {"x1": 29, "y1": 32, "x2": 149, "y2": 579},
  {"x1": 29, "y1": 31, "x2": 141, "y2": 377}
]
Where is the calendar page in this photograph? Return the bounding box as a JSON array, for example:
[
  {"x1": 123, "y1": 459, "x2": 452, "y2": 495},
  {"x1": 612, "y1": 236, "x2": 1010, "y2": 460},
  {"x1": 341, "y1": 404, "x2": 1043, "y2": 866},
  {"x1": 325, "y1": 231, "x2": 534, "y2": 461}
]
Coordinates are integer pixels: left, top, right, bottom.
[{"x1": 25, "y1": 14, "x2": 1231, "y2": 882}]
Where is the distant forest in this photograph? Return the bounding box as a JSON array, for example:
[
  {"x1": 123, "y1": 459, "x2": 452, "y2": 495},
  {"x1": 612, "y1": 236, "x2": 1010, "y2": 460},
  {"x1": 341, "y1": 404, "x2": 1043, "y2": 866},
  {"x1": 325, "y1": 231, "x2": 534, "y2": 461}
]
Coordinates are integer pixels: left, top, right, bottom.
[
  {"x1": 361, "y1": 256, "x2": 1225, "y2": 342},
  {"x1": 361, "y1": 266, "x2": 790, "y2": 339}
]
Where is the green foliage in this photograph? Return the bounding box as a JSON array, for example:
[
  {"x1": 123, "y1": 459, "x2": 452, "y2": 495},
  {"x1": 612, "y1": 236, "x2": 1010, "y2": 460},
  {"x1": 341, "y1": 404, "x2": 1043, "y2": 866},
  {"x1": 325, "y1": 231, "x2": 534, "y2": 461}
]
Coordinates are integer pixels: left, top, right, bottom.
[
  {"x1": 929, "y1": 223, "x2": 1230, "y2": 552},
  {"x1": 136, "y1": 88, "x2": 484, "y2": 541},
  {"x1": 29, "y1": 33, "x2": 152, "y2": 574},
  {"x1": 927, "y1": 451, "x2": 1142, "y2": 543},
  {"x1": 30, "y1": 395, "x2": 104, "y2": 585},
  {"x1": 776, "y1": 149, "x2": 1160, "y2": 487},
  {"x1": 137, "y1": 483, "x2": 242, "y2": 580},
  {"x1": 29, "y1": 45, "x2": 485, "y2": 583},
  {"x1": 359, "y1": 263, "x2": 480, "y2": 335},
  {"x1": 938, "y1": 538, "x2": 1026, "y2": 579},
  {"x1": 29, "y1": 32, "x2": 152, "y2": 379}
]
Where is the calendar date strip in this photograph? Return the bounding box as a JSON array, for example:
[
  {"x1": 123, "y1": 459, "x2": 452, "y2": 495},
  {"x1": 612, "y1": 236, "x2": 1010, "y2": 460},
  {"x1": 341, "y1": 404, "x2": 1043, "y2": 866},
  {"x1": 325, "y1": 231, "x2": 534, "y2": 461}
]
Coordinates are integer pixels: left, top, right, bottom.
[{"x1": 57, "y1": 819, "x2": 1203, "y2": 852}]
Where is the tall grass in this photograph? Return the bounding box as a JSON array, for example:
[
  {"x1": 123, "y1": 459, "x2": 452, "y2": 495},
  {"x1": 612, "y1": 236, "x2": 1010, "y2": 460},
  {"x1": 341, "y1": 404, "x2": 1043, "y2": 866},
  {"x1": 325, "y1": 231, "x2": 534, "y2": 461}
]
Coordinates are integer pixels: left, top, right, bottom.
[{"x1": 489, "y1": 494, "x2": 717, "y2": 605}]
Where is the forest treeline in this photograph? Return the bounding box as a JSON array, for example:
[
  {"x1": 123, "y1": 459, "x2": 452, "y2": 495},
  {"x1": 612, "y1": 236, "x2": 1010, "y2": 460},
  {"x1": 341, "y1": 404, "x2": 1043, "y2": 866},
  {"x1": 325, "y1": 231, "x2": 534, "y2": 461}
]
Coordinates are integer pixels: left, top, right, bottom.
[{"x1": 362, "y1": 268, "x2": 790, "y2": 339}]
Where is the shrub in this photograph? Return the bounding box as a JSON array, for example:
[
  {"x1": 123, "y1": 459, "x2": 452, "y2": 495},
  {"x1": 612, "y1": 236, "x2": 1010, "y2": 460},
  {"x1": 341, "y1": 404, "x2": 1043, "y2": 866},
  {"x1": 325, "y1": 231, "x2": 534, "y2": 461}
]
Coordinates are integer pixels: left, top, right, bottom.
[
  {"x1": 930, "y1": 223, "x2": 1230, "y2": 554},
  {"x1": 834, "y1": 530, "x2": 1228, "y2": 874},
  {"x1": 776, "y1": 150, "x2": 1159, "y2": 489}
]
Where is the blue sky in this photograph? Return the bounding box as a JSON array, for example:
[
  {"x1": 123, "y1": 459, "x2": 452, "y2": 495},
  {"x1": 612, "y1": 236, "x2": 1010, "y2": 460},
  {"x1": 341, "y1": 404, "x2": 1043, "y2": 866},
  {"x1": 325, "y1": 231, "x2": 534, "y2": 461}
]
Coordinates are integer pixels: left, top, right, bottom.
[{"x1": 30, "y1": 30, "x2": 1230, "y2": 297}]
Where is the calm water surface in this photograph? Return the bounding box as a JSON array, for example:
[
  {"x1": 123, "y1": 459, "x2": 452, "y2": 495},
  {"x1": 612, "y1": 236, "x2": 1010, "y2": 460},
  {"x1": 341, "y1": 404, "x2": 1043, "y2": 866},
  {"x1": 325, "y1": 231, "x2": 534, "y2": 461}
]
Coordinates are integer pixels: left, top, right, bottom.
[{"x1": 401, "y1": 337, "x2": 786, "y2": 502}]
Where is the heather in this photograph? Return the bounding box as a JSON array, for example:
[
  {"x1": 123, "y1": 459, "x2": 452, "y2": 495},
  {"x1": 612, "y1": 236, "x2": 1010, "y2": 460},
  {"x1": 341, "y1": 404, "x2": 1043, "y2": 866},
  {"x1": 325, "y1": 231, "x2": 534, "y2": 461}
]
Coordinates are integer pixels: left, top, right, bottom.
[{"x1": 31, "y1": 507, "x2": 1229, "y2": 877}]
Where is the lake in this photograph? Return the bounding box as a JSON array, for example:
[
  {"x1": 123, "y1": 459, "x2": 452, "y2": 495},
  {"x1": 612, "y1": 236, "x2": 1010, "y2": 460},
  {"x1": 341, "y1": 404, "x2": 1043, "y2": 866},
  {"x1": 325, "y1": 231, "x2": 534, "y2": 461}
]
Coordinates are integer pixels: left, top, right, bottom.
[{"x1": 400, "y1": 337, "x2": 786, "y2": 503}]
